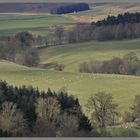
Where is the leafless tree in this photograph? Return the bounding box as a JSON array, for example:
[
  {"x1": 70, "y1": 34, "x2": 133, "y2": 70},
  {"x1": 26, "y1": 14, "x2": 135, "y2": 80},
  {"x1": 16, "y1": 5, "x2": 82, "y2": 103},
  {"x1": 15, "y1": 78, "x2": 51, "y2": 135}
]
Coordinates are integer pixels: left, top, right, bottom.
[{"x1": 0, "y1": 102, "x2": 26, "y2": 135}]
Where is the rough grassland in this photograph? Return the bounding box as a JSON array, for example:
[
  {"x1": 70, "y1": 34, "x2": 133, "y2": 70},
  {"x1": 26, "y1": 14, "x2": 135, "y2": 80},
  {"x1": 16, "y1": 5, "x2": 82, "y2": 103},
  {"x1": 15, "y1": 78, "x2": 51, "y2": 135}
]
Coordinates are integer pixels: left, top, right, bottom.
[
  {"x1": 70, "y1": 3, "x2": 140, "y2": 22},
  {"x1": 0, "y1": 60, "x2": 140, "y2": 114}
]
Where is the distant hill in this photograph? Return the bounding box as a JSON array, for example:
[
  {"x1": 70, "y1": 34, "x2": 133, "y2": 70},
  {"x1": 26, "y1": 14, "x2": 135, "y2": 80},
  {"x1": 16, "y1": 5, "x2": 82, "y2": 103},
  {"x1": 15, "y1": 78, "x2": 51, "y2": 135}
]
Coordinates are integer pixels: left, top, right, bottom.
[
  {"x1": 0, "y1": 3, "x2": 70, "y2": 13},
  {"x1": 0, "y1": 3, "x2": 89, "y2": 13}
]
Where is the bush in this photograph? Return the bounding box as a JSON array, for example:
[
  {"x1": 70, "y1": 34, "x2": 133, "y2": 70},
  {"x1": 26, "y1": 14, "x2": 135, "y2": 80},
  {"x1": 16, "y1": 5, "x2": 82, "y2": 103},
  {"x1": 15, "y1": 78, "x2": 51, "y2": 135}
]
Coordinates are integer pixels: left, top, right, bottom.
[
  {"x1": 123, "y1": 112, "x2": 135, "y2": 123},
  {"x1": 54, "y1": 64, "x2": 65, "y2": 71}
]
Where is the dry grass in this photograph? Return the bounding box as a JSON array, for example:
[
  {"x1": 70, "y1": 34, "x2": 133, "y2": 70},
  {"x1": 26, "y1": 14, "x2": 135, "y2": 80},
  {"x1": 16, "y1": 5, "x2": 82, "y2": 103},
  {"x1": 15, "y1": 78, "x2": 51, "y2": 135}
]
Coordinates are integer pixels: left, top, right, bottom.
[{"x1": 70, "y1": 3, "x2": 140, "y2": 23}]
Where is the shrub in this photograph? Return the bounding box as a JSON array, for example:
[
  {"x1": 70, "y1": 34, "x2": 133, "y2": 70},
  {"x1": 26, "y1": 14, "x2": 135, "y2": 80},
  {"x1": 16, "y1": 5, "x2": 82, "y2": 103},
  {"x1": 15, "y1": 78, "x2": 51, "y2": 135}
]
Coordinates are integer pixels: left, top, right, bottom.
[{"x1": 54, "y1": 64, "x2": 65, "y2": 71}]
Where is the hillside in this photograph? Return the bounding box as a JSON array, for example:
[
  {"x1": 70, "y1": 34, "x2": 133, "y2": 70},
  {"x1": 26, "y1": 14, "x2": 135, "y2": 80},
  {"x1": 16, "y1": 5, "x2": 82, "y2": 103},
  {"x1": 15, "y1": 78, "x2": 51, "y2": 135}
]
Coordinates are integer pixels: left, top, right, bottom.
[
  {"x1": 0, "y1": 3, "x2": 72, "y2": 13},
  {"x1": 0, "y1": 14, "x2": 76, "y2": 36},
  {"x1": 1, "y1": 3, "x2": 140, "y2": 37},
  {"x1": 39, "y1": 39, "x2": 140, "y2": 72},
  {"x1": 1, "y1": 46, "x2": 140, "y2": 114},
  {"x1": 1, "y1": 1, "x2": 140, "y2": 137},
  {"x1": 71, "y1": 3, "x2": 140, "y2": 22}
]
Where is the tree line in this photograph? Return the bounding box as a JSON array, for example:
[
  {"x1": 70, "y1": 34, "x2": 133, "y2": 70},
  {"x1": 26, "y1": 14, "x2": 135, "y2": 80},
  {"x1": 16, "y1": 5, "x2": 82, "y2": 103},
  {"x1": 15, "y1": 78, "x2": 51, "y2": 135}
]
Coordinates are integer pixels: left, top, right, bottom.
[
  {"x1": 66, "y1": 12, "x2": 140, "y2": 43},
  {"x1": 67, "y1": 22, "x2": 140, "y2": 43},
  {"x1": 0, "y1": 81, "x2": 140, "y2": 137},
  {"x1": 79, "y1": 52, "x2": 140, "y2": 76},
  {"x1": 51, "y1": 3, "x2": 89, "y2": 14},
  {"x1": 92, "y1": 12, "x2": 140, "y2": 26}
]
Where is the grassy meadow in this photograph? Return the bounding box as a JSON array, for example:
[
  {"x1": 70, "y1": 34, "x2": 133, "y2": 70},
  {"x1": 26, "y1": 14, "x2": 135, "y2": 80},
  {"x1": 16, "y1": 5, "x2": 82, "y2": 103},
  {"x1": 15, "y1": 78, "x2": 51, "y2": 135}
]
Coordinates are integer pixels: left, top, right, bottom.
[
  {"x1": 0, "y1": 14, "x2": 76, "y2": 36},
  {"x1": 0, "y1": 59, "x2": 140, "y2": 114},
  {"x1": 39, "y1": 39, "x2": 140, "y2": 72},
  {"x1": 0, "y1": 8, "x2": 140, "y2": 116},
  {"x1": 1, "y1": 38, "x2": 140, "y2": 114}
]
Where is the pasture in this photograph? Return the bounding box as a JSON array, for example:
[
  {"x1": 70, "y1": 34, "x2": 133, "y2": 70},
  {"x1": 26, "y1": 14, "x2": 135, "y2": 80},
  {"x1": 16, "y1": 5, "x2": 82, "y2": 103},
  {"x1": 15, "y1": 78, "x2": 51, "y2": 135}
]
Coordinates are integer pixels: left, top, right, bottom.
[
  {"x1": 0, "y1": 14, "x2": 76, "y2": 36},
  {"x1": 0, "y1": 60, "x2": 140, "y2": 114},
  {"x1": 39, "y1": 39, "x2": 140, "y2": 72},
  {"x1": 1, "y1": 11, "x2": 140, "y2": 116}
]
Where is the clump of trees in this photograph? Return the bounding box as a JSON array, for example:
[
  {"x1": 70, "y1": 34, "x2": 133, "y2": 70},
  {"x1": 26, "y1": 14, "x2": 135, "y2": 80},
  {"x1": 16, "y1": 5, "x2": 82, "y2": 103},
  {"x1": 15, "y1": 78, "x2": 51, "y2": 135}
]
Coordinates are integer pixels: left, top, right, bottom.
[
  {"x1": 93, "y1": 12, "x2": 140, "y2": 26},
  {"x1": 0, "y1": 81, "x2": 140, "y2": 137},
  {"x1": 51, "y1": 3, "x2": 90, "y2": 14},
  {"x1": 0, "y1": 32, "x2": 40, "y2": 66},
  {"x1": 79, "y1": 52, "x2": 140, "y2": 76},
  {"x1": 0, "y1": 81, "x2": 92, "y2": 137},
  {"x1": 123, "y1": 94, "x2": 140, "y2": 124}
]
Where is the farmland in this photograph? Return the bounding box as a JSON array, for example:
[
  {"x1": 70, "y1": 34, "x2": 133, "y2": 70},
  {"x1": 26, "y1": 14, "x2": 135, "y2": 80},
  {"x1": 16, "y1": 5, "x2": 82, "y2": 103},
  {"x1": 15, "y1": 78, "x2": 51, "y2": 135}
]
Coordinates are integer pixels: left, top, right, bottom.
[
  {"x1": 0, "y1": 55, "x2": 140, "y2": 114},
  {"x1": 39, "y1": 39, "x2": 140, "y2": 72},
  {"x1": 0, "y1": 14, "x2": 76, "y2": 36},
  {"x1": 0, "y1": 4, "x2": 140, "y2": 115},
  {"x1": 1, "y1": 1, "x2": 140, "y2": 137}
]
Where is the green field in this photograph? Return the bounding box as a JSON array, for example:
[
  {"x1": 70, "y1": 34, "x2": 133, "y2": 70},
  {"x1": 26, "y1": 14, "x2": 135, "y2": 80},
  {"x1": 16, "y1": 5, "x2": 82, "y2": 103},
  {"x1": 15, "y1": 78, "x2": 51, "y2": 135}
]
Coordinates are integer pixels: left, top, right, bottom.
[
  {"x1": 39, "y1": 39, "x2": 140, "y2": 72},
  {"x1": 1, "y1": 39, "x2": 140, "y2": 114},
  {"x1": 1, "y1": 12, "x2": 140, "y2": 116},
  {"x1": 0, "y1": 14, "x2": 76, "y2": 36},
  {"x1": 0, "y1": 59, "x2": 140, "y2": 114},
  {"x1": 107, "y1": 127, "x2": 140, "y2": 137}
]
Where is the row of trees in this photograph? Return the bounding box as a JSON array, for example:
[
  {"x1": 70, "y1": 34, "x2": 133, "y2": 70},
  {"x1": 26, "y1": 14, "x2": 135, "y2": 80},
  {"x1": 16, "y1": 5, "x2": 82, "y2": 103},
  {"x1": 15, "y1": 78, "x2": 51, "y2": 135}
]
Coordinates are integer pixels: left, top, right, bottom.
[
  {"x1": 0, "y1": 81, "x2": 140, "y2": 137},
  {"x1": 0, "y1": 27, "x2": 67, "y2": 68},
  {"x1": 0, "y1": 32, "x2": 40, "y2": 66},
  {"x1": 65, "y1": 12, "x2": 140, "y2": 43},
  {"x1": 67, "y1": 22, "x2": 140, "y2": 43},
  {"x1": 79, "y1": 52, "x2": 140, "y2": 76}
]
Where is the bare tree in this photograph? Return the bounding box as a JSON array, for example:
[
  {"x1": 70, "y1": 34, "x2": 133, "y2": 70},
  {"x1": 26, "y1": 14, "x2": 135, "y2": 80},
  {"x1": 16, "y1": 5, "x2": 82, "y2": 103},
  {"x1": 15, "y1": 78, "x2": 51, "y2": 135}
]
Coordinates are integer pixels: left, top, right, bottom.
[
  {"x1": 35, "y1": 97, "x2": 61, "y2": 136},
  {"x1": 87, "y1": 92, "x2": 118, "y2": 136},
  {"x1": 57, "y1": 112, "x2": 79, "y2": 137},
  {"x1": 36, "y1": 97, "x2": 61, "y2": 125},
  {"x1": 0, "y1": 102, "x2": 26, "y2": 135},
  {"x1": 55, "y1": 26, "x2": 64, "y2": 44},
  {"x1": 32, "y1": 119, "x2": 56, "y2": 137}
]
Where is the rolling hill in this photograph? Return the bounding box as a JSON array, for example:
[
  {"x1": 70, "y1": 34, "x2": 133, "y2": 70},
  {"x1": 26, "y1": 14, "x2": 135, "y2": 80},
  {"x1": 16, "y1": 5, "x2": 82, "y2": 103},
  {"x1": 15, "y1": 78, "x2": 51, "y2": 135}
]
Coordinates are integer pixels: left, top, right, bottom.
[
  {"x1": 71, "y1": 3, "x2": 140, "y2": 22},
  {"x1": 1, "y1": 39, "x2": 140, "y2": 114},
  {"x1": 0, "y1": 3, "x2": 74, "y2": 13},
  {"x1": 1, "y1": 2, "x2": 140, "y2": 116},
  {"x1": 39, "y1": 39, "x2": 140, "y2": 72},
  {"x1": 0, "y1": 14, "x2": 76, "y2": 36}
]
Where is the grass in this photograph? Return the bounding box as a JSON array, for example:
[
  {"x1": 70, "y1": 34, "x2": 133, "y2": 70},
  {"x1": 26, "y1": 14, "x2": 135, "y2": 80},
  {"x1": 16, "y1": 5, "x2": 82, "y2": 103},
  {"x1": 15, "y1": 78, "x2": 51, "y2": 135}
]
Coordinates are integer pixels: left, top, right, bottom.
[
  {"x1": 0, "y1": 14, "x2": 76, "y2": 36},
  {"x1": 39, "y1": 39, "x2": 140, "y2": 72},
  {"x1": 0, "y1": 60, "x2": 140, "y2": 114},
  {"x1": 107, "y1": 127, "x2": 140, "y2": 137}
]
